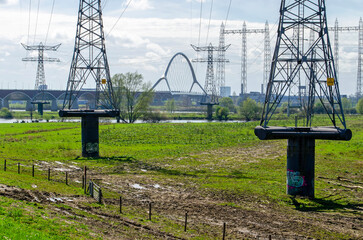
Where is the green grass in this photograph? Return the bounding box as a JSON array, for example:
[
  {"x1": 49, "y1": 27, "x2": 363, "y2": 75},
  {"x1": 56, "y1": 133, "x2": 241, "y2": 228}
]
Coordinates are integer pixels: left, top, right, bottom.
[
  {"x1": 0, "y1": 115, "x2": 361, "y2": 239},
  {"x1": 0, "y1": 196, "x2": 96, "y2": 239}
]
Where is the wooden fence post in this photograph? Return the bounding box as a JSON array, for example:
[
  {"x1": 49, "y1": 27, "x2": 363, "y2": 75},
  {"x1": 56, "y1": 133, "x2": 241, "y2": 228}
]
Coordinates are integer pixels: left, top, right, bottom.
[
  {"x1": 98, "y1": 188, "x2": 102, "y2": 204},
  {"x1": 32, "y1": 165, "x2": 35, "y2": 177},
  {"x1": 119, "y1": 196, "x2": 122, "y2": 214},
  {"x1": 148, "y1": 202, "x2": 152, "y2": 221},
  {"x1": 66, "y1": 172, "x2": 68, "y2": 185},
  {"x1": 222, "y1": 223, "x2": 226, "y2": 240},
  {"x1": 184, "y1": 212, "x2": 188, "y2": 232},
  {"x1": 48, "y1": 168, "x2": 50, "y2": 181},
  {"x1": 4, "y1": 159, "x2": 6, "y2": 172},
  {"x1": 18, "y1": 163, "x2": 20, "y2": 174}
]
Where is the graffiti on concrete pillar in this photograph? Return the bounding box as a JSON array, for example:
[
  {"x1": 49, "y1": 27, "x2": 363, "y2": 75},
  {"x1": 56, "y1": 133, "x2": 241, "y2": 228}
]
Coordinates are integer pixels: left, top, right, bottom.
[{"x1": 287, "y1": 169, "x2": 307, "y2": 189}]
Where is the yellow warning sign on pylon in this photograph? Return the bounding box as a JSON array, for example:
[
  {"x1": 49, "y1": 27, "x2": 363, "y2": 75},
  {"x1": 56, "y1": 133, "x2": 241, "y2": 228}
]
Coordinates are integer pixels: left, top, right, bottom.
[
  {"x1": 327, "y1": 78, "x2": 335, "y2": 86},
  {"x1": 101, "y1": 79, "x2": 107, "y2": 84}
]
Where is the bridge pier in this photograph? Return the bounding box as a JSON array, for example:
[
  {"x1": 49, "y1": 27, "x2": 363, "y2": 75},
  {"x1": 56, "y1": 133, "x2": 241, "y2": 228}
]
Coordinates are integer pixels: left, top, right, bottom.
[
  {"x1": 0, "y1": 99, "x2": 3, "y2": 109},
  {"x1": 51, "y1": 100, "x2": 58, "y2": 111},
  {"x1": 3, "y1": 100, "x2": 9, "y2": 109},
  {"x1": 26, "y1": 100, "x2": 34, "y2": 111}
]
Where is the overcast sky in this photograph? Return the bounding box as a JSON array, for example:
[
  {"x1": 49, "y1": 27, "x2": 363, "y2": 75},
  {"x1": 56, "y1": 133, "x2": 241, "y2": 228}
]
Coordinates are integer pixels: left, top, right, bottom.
[{"x1": 0, "y1": 0, "x2": 361, "y2": 95}]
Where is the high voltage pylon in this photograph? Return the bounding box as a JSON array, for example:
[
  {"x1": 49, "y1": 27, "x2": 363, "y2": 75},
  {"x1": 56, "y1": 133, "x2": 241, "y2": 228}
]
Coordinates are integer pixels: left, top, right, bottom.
[
  {"x1": 261, "y1": 0, "x2": 346, "y2": 129},
  {"x1": 255, "y1": 0, "x2": 352, "y2": 199},
  {"x1": 62, "y1": 0, "x2": 116, "y2": 110},
  {"x1": 59, "y1": 0, "x2": 119, "y2": 158},
  {"x1": 216, "y1": 22, "x2": 228, "y2": 95},
  {"x1": 358, "y1": 17, "x2": 363, "y2": 98},
  {"x1": 191, "y1": 43, "x2": 230, "y2": 103},
  {"x1": 22, "y1": 42, "x2": 61, "y2": 90},
  {"x1": 224, "y1": 21, "x2": 271, "y2": 95}
]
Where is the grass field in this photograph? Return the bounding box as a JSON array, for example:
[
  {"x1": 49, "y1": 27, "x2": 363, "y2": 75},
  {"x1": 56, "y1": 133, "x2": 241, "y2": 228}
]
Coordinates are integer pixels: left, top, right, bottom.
[{"x1": 0, "y1": 115, "x2": 361, "y2": 239}]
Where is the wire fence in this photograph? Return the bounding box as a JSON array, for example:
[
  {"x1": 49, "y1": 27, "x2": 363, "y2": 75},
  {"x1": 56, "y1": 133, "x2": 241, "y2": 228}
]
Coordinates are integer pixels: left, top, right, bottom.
[{"x1": 1, "y1": 158, "x2": 303, "y2": 240}]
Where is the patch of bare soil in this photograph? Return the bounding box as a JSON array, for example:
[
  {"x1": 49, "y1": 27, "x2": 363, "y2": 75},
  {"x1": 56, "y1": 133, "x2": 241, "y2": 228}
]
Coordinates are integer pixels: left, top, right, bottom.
[
  {"x1": 0, "y1": 184, "x2": 184, "y2": 240},
  {"x1": 0, "y1": 141, "x2": 361, "y2": 239}
]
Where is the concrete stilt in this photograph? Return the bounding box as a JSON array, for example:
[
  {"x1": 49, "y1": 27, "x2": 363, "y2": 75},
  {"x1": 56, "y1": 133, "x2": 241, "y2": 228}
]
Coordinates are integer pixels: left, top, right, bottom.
[{"x1": 287, "y1": 137, "x2": 315, "y2": 198}]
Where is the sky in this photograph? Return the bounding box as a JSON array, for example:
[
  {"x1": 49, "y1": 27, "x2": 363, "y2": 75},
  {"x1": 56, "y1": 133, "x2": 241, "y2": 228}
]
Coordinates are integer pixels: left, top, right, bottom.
[{"x1": 0, "y1": 0, "x2": 362, "y2": 96}]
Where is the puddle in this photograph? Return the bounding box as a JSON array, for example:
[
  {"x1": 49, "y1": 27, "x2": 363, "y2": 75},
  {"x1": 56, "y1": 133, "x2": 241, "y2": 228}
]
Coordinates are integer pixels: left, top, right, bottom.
[{"x1": 131, "y1": 184, "x2": 145, "y2": 189}]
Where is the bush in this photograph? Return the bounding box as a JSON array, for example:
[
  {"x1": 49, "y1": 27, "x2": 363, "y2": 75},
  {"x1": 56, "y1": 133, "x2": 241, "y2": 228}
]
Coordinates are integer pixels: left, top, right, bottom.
[
  {"x1": 0, "y1": 108, "x2": 13, "y2": 119},
  {"x1": 215, "y1": 106, "x2": 229, "y2": 121},
  {"x1": 238, "y1": 98, "x2": 262, "y2": 121},
  {"x1": 357, "y1": 98, "x2": 363, "y2": 114}
]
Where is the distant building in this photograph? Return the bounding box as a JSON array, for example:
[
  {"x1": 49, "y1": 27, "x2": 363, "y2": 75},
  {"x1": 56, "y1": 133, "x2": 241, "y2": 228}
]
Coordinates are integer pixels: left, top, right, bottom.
[
  {"x1": 38, "y1": 84, "x2": 48, "y2": 90},
  {"x1": 220, "y1": 86, "x2": 231, "y2": 98}
]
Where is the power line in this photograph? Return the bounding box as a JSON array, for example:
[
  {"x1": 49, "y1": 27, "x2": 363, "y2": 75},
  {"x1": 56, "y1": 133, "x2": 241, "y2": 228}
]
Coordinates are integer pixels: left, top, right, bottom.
[
  {"x1": 197, "y1": 0, "x2": 203, "y2": 47},
  {"x1": 45, "y1": 0, "x2": 56, "y2": 44},
  {"x1": 27, "y1": 0, "x2": 32, "y2": 46},
  {"x1": 33, "y1": 0, "x2": 40, "y2": 44},
  {"x1": 205, "y1": 0, "x2": 214, "y2": 46},
  {"x1": 224, "y1": 0, "x2": 232, "y2": 27},
  {"x1": 106, "y1": 0, "x2": 134, "y2": 38}
]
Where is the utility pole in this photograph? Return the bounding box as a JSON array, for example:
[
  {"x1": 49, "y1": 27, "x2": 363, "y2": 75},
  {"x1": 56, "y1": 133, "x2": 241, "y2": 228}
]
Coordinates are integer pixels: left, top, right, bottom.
[
  {"x1": 255, "y1": 0, "x2": 351, "y2": 198},
  {"x1": 216, "y1": 22, "x2": 228, "y2": 96},
  {"x1": 22, "y1": 42, "x2": 61, "y2": 90},
  {"x1": 357, "y1": 17, "x2": 363, "y2": 99},
  {"x1": 59, "y1": 0, "x2": 119, "y2": 157},
  {"x1": 22, "y1": 42, "x2": 60, "y2": 115},
  {"x1": 224, "y1": 22, "x2": 270, "y2": 96},
  {"x1": 191, "y1": 43, "x2": 230, "y2": 119}
]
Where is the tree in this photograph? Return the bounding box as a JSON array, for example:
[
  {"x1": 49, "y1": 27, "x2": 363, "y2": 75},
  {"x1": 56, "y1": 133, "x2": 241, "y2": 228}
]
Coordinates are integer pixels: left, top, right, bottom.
[
  {"x1": 341, "y1": 97, "x2": 352, "y2": 113},
  {"x1": 165, "y1": 99, "x2": 175, "y2": 113},
  {"x1": 357, "y1": 98, "x2": 363, "y2": 114},
  {"x1": 0, "y1": 108, "x2": 13, "y2": 119},
  {"x1": 112, "y1": 72, "x2": 154, "y2": 123},
  {"x1": 215, "y1": 106, "x2": 229, "y2": 120},
  {"x1": 239, "y1": 98, "x2": 261, "y2": 121},
  {"x1": 219, "y1": 97, "x2": 236, "y2": 113}
]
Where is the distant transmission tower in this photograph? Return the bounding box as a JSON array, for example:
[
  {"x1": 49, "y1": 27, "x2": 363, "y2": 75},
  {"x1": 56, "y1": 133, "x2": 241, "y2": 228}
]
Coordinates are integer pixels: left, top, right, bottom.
[
  {"x1": 357, "y1": 17, "x2": 363, "y2": 98},
  {"x1": 216, "y1": 22, "x2": 229, "y2": 95},
  {"x1": 263, "y1": 21, "x2": 271, "y2": 95},
  {"x1": 22, "y1": 42, "x2": 61, "y2": 90},
  {"x1": 63, "y1": 0, "x2": 116, "y2": 110},
  {"x1": 224, "y1": 22, "x2": 269, "y2": 95},
  {"x1": 191, "y1": 43, "x2": 230, "y2": 103},
  {"x1": 261, "y1": 0, "x2": 346, "y2": 129}
]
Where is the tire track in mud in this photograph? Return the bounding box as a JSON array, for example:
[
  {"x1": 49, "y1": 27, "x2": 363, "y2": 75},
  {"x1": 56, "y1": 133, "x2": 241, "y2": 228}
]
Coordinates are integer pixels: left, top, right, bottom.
[{"x1": 0, "y1": 184, "x2": 185, "y2": 240}]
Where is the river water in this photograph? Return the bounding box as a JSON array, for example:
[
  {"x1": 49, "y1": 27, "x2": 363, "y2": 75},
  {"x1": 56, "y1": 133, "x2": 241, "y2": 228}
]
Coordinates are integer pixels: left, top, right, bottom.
[{"x1": 0, "y1": 118, "x2": 245, "y2": 124}]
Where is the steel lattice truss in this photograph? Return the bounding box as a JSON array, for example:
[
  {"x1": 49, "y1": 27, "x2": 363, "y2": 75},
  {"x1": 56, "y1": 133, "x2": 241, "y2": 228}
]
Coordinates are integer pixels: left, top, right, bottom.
[
  {"x1": 63, "y1": 0, "x2": 116, "y2": 110},
  {"x1": 191, "y1": 43, "x2": 230, "y2": 103},
  {"x1": 261, "y1": 0, "x2": 347, "y2": 129},
  {"x1": 22, "y1": 43, "x2": 61, "y2": 90}
]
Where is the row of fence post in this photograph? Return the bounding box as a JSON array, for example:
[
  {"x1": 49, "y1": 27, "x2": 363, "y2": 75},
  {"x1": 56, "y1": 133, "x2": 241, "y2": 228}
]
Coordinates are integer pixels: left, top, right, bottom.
[
  {"x1": 3, "y1": 160, "x2": 281, "y2": 239},
  {"x1": 3, "y1": 159, "x2": 73, "y2": 187}
]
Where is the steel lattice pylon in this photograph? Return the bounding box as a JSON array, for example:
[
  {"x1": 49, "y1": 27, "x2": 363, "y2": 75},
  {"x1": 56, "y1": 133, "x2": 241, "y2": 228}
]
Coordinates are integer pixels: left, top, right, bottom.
[
  {"x1": 216, "y1": 22, "x2": 228, "y2": 95},
  {"x1": 357, "y1": 17, "x2": 363, "y2": 98},
  {"x1": 63, "y1": 0, "x2": 116, "y2": 110},
  {"x1": 191, "y1": 43, "x2": 230, "y2": 103},
  {"x1": 22, "y1": 42, "x2": 61, "y2": 90},
  {"x1": 263, "y1": 21, "x2": 271, "y2": 95},
  {"x1": 261, "y1": 0, "x2": 346, "y2": 129}
]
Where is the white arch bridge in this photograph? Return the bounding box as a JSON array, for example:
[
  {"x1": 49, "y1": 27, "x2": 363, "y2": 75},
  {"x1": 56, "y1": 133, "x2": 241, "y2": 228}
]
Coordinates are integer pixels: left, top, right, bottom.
[{"x1": 152, "y1": 53, "x2": 211, "y2": 105}]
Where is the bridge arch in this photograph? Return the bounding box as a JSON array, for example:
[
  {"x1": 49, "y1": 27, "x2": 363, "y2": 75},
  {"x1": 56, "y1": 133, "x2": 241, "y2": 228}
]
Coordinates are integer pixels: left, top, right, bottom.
[
  {"x1": 152, "y1": 52, "x2": 207, "y2": 96},
  {"x1": 2, "y1": 91, "x2": 32, "y2": 110}
]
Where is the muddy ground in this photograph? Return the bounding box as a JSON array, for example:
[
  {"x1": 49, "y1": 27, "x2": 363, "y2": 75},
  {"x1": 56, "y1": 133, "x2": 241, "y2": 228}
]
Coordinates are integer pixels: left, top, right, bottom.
[{"x1": 0, "y1": 142, "x2": 362, "y2": 239}]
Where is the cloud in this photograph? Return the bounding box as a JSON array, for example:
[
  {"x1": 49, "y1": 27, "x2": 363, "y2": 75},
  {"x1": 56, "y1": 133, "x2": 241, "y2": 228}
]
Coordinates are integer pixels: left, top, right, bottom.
[
  {"x1": 124, "y1": 0, "x2": 153, "y2": 11},
  {"x1": 0, "y1": 0, "x2": 18, "y2": 6}
]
